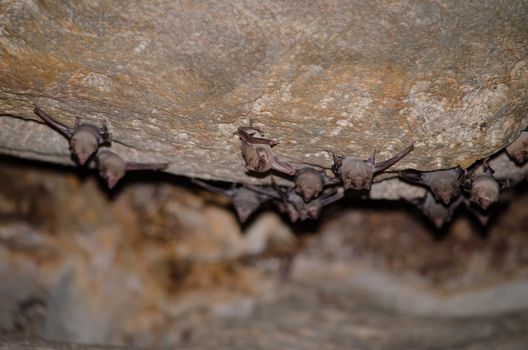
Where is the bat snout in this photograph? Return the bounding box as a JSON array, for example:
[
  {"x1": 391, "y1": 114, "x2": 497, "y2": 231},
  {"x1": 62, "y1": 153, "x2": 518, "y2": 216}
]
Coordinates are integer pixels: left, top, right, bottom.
[
  {"x1": 513, "y1": 150, "x2": 528, "y2": 164},
  {"x1": 439, "y1": 192, "x2": 454, "y2": 205},
  {"x1": 433, "y1": 218, "x2": 445, "y2": 229},
  {"x1": 76, "y1": 152, "x2": 91, "y2": 166},
  {"x1": 105, "y1": 175, "x2": 120, "y2": 189},
  {"x1": 236, "y1": 208, "x2": 252, "y2": 223},
  {"x1": 302, "y1": 189, "x2": 316, "y2": 202}
]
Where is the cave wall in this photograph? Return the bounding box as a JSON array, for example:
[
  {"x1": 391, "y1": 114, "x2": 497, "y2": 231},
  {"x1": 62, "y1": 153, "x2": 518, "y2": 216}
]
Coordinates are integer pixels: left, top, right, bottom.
[{"x1": 0, "y1": 0, "x2": 527, "y2": 193}]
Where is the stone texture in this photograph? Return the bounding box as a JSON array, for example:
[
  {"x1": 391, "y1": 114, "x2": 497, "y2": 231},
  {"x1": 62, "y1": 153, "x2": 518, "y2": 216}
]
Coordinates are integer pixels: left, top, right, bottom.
[{"x1": 0, "y1": 0, "x2": 527, "y2": 192}]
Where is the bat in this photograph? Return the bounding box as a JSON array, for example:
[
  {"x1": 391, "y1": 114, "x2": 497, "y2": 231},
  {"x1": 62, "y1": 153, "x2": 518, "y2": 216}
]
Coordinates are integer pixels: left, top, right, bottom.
[
  {"x1": 274, "y1": 183, "x2": 344, "y2": 222},
  {"x1": 410, "y1": 192, "x2": 463, "y2": 229},
  {"x1": 505, "y1": 130, "x2": 528, "y2": 164},
  {"x1": 235, "y1": 122, "x2": 296, "y2": 175},
  {"x1": 294, "y1": 167, "x2": 340, "y2": 202},
  {"x1": 192, "y1": 179, "x2": 278, "y2": 223},
  {"x1": 331, "y1": 144, "x2": 414, "y2": 190},
  {"x1": 399, "y1": 168, "x2": 463, "y2": 205},
  {"x1": 34, "y1": 106, "x2": 111, "y2": 165},
  {"x1": 96, "y1": 148, "x2": 168, "y2": 189},
  {"x1": 463, "y1": 160, "x2": 507, "y2": 210}
]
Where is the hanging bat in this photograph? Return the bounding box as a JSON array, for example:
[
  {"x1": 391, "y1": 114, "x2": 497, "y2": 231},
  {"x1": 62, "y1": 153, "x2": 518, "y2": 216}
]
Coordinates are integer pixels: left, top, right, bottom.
[
  {"x1": 399, "y1": 168, "x2": 463, "y2": 205},
  {"x1": 409, "y1": 192, "x2": 463, "y2": 229},
  {"x1": 294, "y1": 167, "x2": 341, "y2": 202},
  {"x1": 331, "y1": 144, "x2": 414, "y2": 191},
  {"x1": 96, "y1": 149, "x2": 168, "y2": 189},
  {"x1": 505, "y1": 130, "x2": 528, "y2": 164},
  {"x1": 274, "y1": 183, "x2": 344, "y2": 222},
  {"x1": 236, "y1": 123, "x2": 296, "y2": 176},
  {"x1": 464, "y1": 160, "x2": 508, "y2": 210},
  {"x1": 192, "y1": 179, "x2": 278, "y2": 223},
  {"x1": 34, "y1": 106, "x2": 111, "y2": 165}
]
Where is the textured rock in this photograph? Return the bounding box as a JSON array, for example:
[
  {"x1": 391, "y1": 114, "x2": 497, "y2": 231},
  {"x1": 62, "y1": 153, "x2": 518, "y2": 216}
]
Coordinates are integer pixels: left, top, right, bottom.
[{"x1": 0, "y1": 0, "x2": 527, "y2": 192}]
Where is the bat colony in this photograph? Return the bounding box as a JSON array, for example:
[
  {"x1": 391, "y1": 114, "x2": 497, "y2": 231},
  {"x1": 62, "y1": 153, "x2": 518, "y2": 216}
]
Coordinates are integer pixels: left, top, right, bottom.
[{"x1": 33, "y1": 106, "x2": 526, "y2": 228}]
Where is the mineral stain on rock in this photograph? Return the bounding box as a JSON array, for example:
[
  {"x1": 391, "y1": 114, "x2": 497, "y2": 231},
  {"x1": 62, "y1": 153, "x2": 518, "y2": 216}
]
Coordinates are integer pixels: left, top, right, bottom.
[{"x1": 0, "y1": 0, "x2": 526, "y2": 187}]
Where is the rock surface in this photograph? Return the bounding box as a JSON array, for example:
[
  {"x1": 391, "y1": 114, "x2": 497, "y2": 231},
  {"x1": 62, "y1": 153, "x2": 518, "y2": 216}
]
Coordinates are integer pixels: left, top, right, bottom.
[{"x1": 1, "y1": 0, "x2": 528, "y2": 192}]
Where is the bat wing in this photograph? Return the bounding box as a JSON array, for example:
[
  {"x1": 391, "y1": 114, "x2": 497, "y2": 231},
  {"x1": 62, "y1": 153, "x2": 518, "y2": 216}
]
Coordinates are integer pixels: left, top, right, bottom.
[
  {"x1": 237, "y1": 128, "x2": 279, "y2": 146},
  {"x1": 125, "y1": 162, "x2": 168, "y2": 172},
  {"x1": 322, "y1": 174, "x2": 342, "y2": 186},
  {"x1": 271, "y1": 157, "x2": 296, "y2": 176},
  {"x1": 398, "y1": 169, "x2": 424, "y2": 184},
  {"x1": 243, "y1": 184, "x2": 282, "y2": 200},
  {"x1": 192, "y1": 179, "x2": 237, "y2": 198},
  {"x1": 318, "y1": 187, "x2": 345, "y2": 206},
  {"x1": 374, "y1": 144, "x2": 414, "y2": 173},
  {"x1": 34, "y1": 106, "x2": 74, "y2": 138}
]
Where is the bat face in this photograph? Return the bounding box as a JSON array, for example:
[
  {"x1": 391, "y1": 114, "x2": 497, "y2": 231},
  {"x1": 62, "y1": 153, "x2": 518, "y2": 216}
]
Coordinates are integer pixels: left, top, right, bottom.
[
  {"x1": 305, "y1": 200, "x2": 323, "y2": 220},
  {"x1": 232, "y1": 188, "x2": 265, "y2": 222},
  {"x1": 469, "y1": 175, "x2": 500, "y2": 210},
  {"x1": 427, "y1": 171, "x2": 461, "y2": 205},
  {"x1": 96, "y1": 150, "x2": 126, "y2": 189},
  {"x1": 240, "y1": 138, "x2": 274, "y2": 173},
  {"x1": 237, "y1": 125, "x2": 296, "y2": 175},
  {"x1": 421, "y1": 193, "x2": 461, "y2": 229},
  {"x1": 70, "y1": 130, "x2": 99, "y2": 165},
  {"x1": 340, "y1": 158, "x2": 374, "y2": 190},
  {"x1": 295, "y1": 168, "x2": 324, "y2": 202},
  {"x1": 506, "y1": 131, "x2": 528, "y2": 164}
]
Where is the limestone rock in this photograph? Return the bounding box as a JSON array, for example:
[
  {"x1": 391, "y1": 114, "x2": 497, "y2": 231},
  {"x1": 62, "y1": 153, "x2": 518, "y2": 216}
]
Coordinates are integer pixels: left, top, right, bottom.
[{"x1": 0, "y1": 0, "x2": 527, "y2": 195}]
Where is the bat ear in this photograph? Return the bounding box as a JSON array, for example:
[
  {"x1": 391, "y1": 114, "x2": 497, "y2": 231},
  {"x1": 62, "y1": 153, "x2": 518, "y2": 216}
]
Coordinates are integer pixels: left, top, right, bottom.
[
  {"x1": 367, "y1": 150, "x2": 377, "y2": 165},
  {"x1": 323, "y1": 174, "x2": 341, "y2": 186},
  {"x1": 271, "y1": 158, "x2": 296, "y2": 176},
  {"x1": 100, "y1": 122, "x2": 112, "y2": 144},
  {"x1": 481, "y1": 158, "x2": 495, "y2": 174}
]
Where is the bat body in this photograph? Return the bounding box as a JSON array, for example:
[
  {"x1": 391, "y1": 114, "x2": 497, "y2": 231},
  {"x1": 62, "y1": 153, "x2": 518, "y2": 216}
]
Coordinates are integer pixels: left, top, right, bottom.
[
  {"x1": 192, "y1": 179, "x2": 277, "y2": 223},
  {"x1": 294, "y1": 167, "x2": 340, "y2": 202},
  {"x1": 275, "y1": 186, "x2": 344, "y2": 222},
  {"x1": 236, "y1": 125, "x2": 296, "y2": 175},
  {"x1": 96, "y1": 149, "x2": 168, "y2": 189},
  {"x1": 332, "y1": 144, "x2": 414, "y2": 190},
  {"x1": 464, "y1": 162, "x2": 504, "y2": 210},
  {"x1": 412, "y1": 192, "x2": 463, "y2": 229},
  {"x1": 34, "y1": 106, "x2": 111, "y2": 165},
  {"x1": 506, "y1": 131, "x2": 528, "y2": 164},
  {"x1": 399, "y1": 168, "x2": 462, "y2": 205},
  {"x1": 467, "y1": 173, "x2": 500, "y2": 210}
]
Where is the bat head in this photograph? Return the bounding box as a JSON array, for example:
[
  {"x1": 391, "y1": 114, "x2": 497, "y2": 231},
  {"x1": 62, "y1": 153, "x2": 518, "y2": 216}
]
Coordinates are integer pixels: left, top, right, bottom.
[
  {"x1": 243, "y1": 146, "x2": 272, "y2": 172},
  {"x1": 432, "y1": 216, "x2": 446, "y2": 229},
  {"x1": 233, "y1": 191, "x2": 261, "y2": 222},
  {"x1": 343, "y1": 175, "x2": 371, "y2": 191},
  {"x1": 471, "y1": 189, "x2": 496, "y2": 210},
  {"x1": 97, "y1": 151, "x2": 126, "y2": 189},
  {"x1": 287, "y1": 204, "x2": 300, "y2": 223},
  {"x1": 104, "y1": 173, "x2": 122, "y2": 189},
  {"x1": 295, "y1": 169, "x2": 324, "y2": 202},
  {"x1": 235, "y1": 207, "x2": 254, "y2": 223},
  {"x1": 70, "y1": 131, "x2": 99, "y2": 165},
  {"x1": 306, "y1": 202, "x2": 322, "y2": 220},
  {"x1": 432, "y1": 182, "x2": 458, "y2": 205},
  {"x1": 511, "y1": 149, "x2": 528, "y2": 164},
  {"x1": 470, "y1": 176, "x2": 499, "y2": 210},
  {"x1": 341, "y1": 159, "x2": 373, "y2": 190}
]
